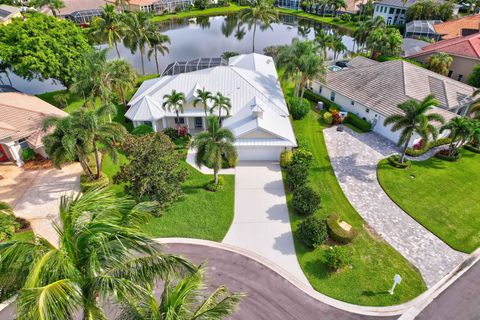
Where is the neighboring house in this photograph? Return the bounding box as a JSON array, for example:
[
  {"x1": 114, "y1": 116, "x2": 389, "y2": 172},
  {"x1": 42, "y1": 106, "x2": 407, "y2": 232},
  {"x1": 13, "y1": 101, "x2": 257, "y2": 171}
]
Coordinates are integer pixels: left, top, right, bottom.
[
  {"x1": 275, "y1": 0, "x2": 300, "y2": 10},
  {"x1": 126, "y1": 53, "x2": 297, "y2": 161},
  {"x1": 0, "y1": 92, "x2": 67, "y2": 166},
  {"x1": 0, "y1": 4, "x2": 22, "y2": 25},
  {"x1": 373, "y1": 0, "x2": 460, "y2": 26},
  {"x1": 308, "y1": 0, "x2": 369, "y2": 14},
  {"x1": 311, "y1": 56, "x2": 473, "y2": 145},
  {"x1": 57, "y1": 0, "x2": 106, "y2": 24},
  {"x1": 433, "y1": 14, "x2": 480, "y2": 39},
  {"x1": 406, "y1": 33, "x2": 480, "y2": 83},
  {"x1": 106, "y1": 0, "x2": 191, "y2": 13},
  {"x1": 401, "y1": 37, "x2": 431, "y2": 56},
  {"x1": 405, "y1": 20, "x2": 443, "y2": 41}
]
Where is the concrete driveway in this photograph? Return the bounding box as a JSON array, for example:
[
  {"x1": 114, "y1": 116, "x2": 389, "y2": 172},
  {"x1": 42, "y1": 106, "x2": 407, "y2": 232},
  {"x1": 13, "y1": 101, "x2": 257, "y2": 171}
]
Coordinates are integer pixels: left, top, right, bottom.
[
  {"x1": 0, "y1": 162, "x2": 81, "y2": 246},
  {"x1": 223, "y1": 162, "x2": 310, "y2": 286}
]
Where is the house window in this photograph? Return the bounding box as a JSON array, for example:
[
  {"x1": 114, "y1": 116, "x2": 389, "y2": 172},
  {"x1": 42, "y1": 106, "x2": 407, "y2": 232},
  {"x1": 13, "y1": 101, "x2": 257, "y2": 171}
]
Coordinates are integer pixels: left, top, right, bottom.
[
  {"x1": 350, "y1": 100, "x2": 355, "y2": 106},
  {"x1": 143, "y1": 121, "x2": 153, "y2": 127},
  {"x1": 383, "y1": 6, "x2": 387, "y2": 12},
  {"x1": 387, "y1": 17, "x2": 392, "y2": 25},
  {"x1": 457, "y1": 74, "x2": 463, "y2": 81},
  {"x1": 366, "y1": 108, "x2": 370, "y2": 113},
  {"x1": 447, "y1": 70, "x2": 453, "y2": 77},
  {"x1": 17, "y1": 138, "x2": 29, "y2": 149},
  {"x1": 389, "y1": 7, "x2": 394, "y2": 14},
  {"x1": 174, "y1": 117, "x2": 185, "y2": 124},
  {"x1": 395, "y1": 8, "x2": 400, "y2": 13},
  {"x1": 330, "y1": 91, "x2": 336, "y2": 102},
  {"x1": 318, "y1": 86, "x2": 323, "y2": 94}
]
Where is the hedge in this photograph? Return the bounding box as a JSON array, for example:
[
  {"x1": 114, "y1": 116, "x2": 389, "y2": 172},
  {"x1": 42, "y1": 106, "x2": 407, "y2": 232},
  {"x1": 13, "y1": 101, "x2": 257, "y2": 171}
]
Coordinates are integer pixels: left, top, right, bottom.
[
  {"x1": 387, "y1": 154, "x2": 411, "y2": 169},
  {"x1": 464, "y1": 144, "x2": 480, "y2": 153},
  {"x1": 303, "y1": 89, "x2": 342, "y2": 111},
  {"x1": 343, "y1": 113, "x2": 372, "y2": 132},
  {"x1": 326, "y1": 213, "x2": 358, "y2": 244},
  {"x1": 435, "y1": 150, "x2": 461, "y2": 162},
  {"x1": 406, "y1": 138, "x2": 451, "y2": 157},
  {"x1": 80, "y1": 174, "x2": 110, "y2": 192}
]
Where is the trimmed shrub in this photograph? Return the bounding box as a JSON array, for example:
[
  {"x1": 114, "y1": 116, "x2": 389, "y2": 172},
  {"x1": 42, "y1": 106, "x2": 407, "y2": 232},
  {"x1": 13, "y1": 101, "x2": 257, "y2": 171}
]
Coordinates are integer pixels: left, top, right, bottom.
[
  {"x1": 289, "y1": 96, "x2": 310, "y2": 120},
  {"x1": 387, "y1": 154, "x2": 411, "y2": 169},
  {"x1": 298, "y1": 216, "x2": 328, "y2": 248},
  {"x1": 0, "y1": 202, "x2": 20, "y2": 242},
  {"x1": 340, "y1": 13, "x2": 351, "y2": 22},
  {"x1": 280, "y1": 150, "x2": 293, "y2": 168},
  {"x1": 163, "y1": 127, "x2": 179, "y2": 140},
  {"x1": 80, "y1": 174, "x2": 110, "y2": 192},
  {"x1": 323, "y1": 111, "x2": 333, "y2": 125},
  {"x1": 204, "y1": 176, "x2": 224, "y2": 192},
  {"x1": 292, "y1": 185, "x2": 321, "y2": 215},
  {"x1": 324, "y1": 246, "x2": 353, "y2": 271},
  {"x1": 326, "y1": 213, "x2": 358, "y2": 244},
  {"x1": 464, "y1": 144, "x2": 480, "y2": 153},
  {"x1": 21, "y1": 148, "x2": 36, "y2": 161},
  {"x1": 406, "y1": 137, "x2": 451, "y2": 157},
  {"x1": 132, "y1": 124, "x2": 154, "y2": 136},
  {"x1": 344, "y1": 113, "x2": 372, "y2": 132},
  {"x1": 435, "y1": 149, "x2": 461, "y2": 162},
  {"x1": 285, "y1": 163, "x2": 309, "y2": 189},
  {"x1": 291, "y1": 148, "x2": 313, "y2": 168}
]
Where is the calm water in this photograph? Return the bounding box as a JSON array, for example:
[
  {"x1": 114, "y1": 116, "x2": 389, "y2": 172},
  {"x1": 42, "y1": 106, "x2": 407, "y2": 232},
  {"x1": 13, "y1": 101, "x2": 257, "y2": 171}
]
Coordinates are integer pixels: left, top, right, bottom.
[{"x1": 1, "y1": 14, "x2": 354, "y2": 95}]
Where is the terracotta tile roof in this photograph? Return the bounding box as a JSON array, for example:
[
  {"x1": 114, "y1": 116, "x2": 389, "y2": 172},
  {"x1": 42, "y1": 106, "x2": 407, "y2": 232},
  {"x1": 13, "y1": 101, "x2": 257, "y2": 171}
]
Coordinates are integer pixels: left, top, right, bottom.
[
  {"x1": 0, "y1": 93, "x2": 67, "y2": 148},
  {"x1": 124, "y1": 0, "x2": 159, "y2": 5},
  {"x1": 433, "y1": 15, "x2": 480, "y2": 39},
  {"x1": 345, "y1": 0, "x2": 369, "y2": 13},
  {"x1": 407, "y1": 33, "x2": 480, "y2": 59},
  {"x1": 58, "y1": 0, "x2": 107, "y2": 16}
]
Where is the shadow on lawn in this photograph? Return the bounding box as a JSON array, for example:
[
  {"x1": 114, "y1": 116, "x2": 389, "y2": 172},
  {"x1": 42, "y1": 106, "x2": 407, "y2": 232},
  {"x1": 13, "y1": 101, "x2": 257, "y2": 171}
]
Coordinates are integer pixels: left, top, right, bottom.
[{"x1": 361, "y1": 290, "x2": 390, "y2": 297}]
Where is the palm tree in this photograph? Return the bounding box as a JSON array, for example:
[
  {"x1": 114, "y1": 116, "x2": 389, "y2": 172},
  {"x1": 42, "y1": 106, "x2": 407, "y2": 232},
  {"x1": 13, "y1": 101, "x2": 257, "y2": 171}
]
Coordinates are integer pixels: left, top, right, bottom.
[
  {"x1": 330, "y1": 34, "x2": 347, "y2": 61},
  {"x1": 120, "y1": 267, "x2": 244, "y2": 319},
  {"x1": 192, "y1": 116, "x2": 237, "y2": 185},
  {"x1": 0, "y1": 188, "x2": 194, "y2": 320},
  {"x1": 440, "y1": 117, "x2": 472, "y2": 156},
  {"x1": 106, "y1": 59, "x2": 138, "y2": 108},
  {"x1": 147, "y1": 25, "x2": 171, "y2": 75},
  {"x1": 90, "y1": 5, "x2": 126, "y2": 59},
  {"x1": 328, "y1": 0, "x2": 347, "y2": 16},
  {"x1": 352, "y1": 21, "x2": 368, "y2": 53},
  {"x1": 240, "y1": 0, "x2": 279, "y2": 52},
  {"x1": 427, "y1": 52, "x2": 453, "y2": 76},
  {"x1": 210, "y1": 92, "x2": 232, "y2": 124},
  {"x1": 384, "y1": 95, "x2": 445, "y2": 163},
  {"x1": 315, "y1": 29, "x2": 334, "y2": 59},
  {"x1": 163, "y1": 90, "x2": 186, "y2": 134},
  {"x1": 467, "y1": 88, "x2": 480, "y2": 119},
  {"x1": 43, "y1": 105, "x2": 127, "y2": 180},
  {"x1": 123, "y1": 11, "x2": 153, "y2": 75},
  {"x1": 193, "y1": 88, "x2": 213, "y2": 118},
  {"x1": 31, "y1": 0, "x2": 65, "y2": 17}
]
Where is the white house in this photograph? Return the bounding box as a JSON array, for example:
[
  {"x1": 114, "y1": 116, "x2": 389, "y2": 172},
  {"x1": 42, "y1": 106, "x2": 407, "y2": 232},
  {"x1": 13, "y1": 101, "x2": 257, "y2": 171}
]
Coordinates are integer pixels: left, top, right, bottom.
[
  {"x1": 125, "y1": 53, "x2": 297, "y2": 161},
  {"x1": 311, "y1": 57, "x2": 473, "y2": 146}
]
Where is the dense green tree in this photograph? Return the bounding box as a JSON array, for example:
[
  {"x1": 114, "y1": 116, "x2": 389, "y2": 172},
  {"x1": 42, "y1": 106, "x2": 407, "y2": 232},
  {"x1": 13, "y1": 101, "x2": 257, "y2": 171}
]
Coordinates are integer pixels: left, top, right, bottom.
[
  {"x1": 406, "y1": 0, "x2": 454, "y2": 22},
  {"x1": 192, "y1": 116, "x2": 237, "y2": 185},
  {"x1": 90, "y1": 4, "x2": 127, "y2": 58},
  {"x1": 30, "y1": 0, "x2": 65, "y2": 17},
  {"x1": 114, "y1": 133, "x2": 188, "y2": 206},
  {"x1": 193, "y1": 88, "x2": 213, "y2": 118},
  {"x1": 107, "y1": 59, "x2": 138, "y2": 108},
  {"x1": 427, "y1": 52, "x2": 453, "y2": 76},
  {"x1": 163, "y1": 90, "x2": 186, "y2": 133},
  {"x1": 240, "y1": 0, "x2": 279, "y2": 52},
  {"x1": 366, "y1": 27, "x2": 402, "y2": 58},
  {"x1": 0, "y1": 188, "x2": 194, "y2": 320},
  {"x1": 0, "y1": 13, "x2": 91, "y2": 88},
  {"x1": 467, "y1": 64, "x2": 480, "y2": 88},
  {"x1": 384, "y1": 94, "x2": 445, "y2": 163},
  {"x1": 123, "y1": 11, "x2": 153, "y2": 75}
]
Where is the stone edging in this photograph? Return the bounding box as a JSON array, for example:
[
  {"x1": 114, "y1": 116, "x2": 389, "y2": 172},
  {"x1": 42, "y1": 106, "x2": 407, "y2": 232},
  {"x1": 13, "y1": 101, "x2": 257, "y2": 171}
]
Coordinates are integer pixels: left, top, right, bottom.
[
  {"x1": 0, "y1": 296, "x2": 16, "y2": 313},
  {"x1": 155, "y1": 238, "x2": 475, "y2": 317}
]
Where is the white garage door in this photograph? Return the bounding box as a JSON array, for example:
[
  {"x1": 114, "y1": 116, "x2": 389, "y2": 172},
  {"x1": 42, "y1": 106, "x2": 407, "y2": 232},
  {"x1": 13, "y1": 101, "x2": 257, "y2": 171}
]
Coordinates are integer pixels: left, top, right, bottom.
[{"x1": 236, "y1": 146, "x2": 283, "y2": 161}]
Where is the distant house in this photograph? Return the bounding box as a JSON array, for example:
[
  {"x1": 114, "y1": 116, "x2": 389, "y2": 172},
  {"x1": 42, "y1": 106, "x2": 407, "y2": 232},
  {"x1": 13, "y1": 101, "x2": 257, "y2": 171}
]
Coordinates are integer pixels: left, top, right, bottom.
[
  {"x1": 307, "y1": 0, "x2": 369, "y2": 15},
  {"x1": 57, "y1": 0, "x2": 106, "y2": 24},
  {"x1": 106, "y1": 0, "x2": 191, "y2": 13},
  {"x1": 126, "y1": 53, "x2": 297, "y2": 161},
  {"x1": 433, "y1": 14, "x2": 480, "y2": 39},
  {"x1": 0, "y1": 4, "x2": 22, "y2": 25},
  {"x1": 0, "y1": 92, "x2": 67, "y2": 166},
  {"x1": 373, "y1": 0, "x2": 460, "y2": 26},
  {"x1": 311, "y1": 57, "x2": 473, "y2": 145},
  {"x1": 406, "y1": 33, "x2": 480, "y2": 83}
]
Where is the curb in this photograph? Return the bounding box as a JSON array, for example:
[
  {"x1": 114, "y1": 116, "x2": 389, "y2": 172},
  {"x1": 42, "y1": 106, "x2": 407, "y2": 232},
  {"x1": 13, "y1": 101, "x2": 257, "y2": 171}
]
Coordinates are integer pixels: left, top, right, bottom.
[{"x1": 0, "y1": 296, "x2": 16, "y2": 313}]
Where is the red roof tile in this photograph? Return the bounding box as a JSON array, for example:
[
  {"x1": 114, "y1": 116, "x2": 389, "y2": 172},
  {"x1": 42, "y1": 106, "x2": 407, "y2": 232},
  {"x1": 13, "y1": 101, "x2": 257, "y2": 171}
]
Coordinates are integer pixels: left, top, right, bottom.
[
  {"x1": 407, "y1": 33, "x2": 480, "y2": 59},
  {"x1": 434, "y1": 15, "x2": 480, "y2": 39}
]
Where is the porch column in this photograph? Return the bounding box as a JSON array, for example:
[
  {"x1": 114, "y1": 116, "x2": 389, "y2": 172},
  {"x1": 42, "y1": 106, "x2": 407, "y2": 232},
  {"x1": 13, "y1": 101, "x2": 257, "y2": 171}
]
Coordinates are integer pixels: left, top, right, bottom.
[
  {"x1": 152, "y1": 120, "x2": 159, "y2": 132},
  {"x1": 162, "y1": 117, "x2": 168, "y2": 129},
  {"x1": 5, "y1": 141, "x2": 23, "y2": 167}
]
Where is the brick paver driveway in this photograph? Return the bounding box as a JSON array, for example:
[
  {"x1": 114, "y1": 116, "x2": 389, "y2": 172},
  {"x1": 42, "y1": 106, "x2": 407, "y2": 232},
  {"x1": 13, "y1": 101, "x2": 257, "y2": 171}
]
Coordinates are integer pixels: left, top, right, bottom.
[{"x1": 323, "y1": 127, "x2": 467, "y2": 287}]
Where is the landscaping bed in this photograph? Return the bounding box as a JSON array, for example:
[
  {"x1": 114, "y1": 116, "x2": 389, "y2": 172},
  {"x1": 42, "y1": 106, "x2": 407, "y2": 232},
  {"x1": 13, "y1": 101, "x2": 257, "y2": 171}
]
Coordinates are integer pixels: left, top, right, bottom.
[{"x1": 378, "y1": 148, "x2": 480, "y2": 253}]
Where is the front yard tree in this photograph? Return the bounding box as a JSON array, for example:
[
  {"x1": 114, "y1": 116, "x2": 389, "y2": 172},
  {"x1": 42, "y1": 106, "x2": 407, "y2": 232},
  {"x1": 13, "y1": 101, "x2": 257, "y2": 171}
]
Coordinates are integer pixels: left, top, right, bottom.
[
  {"x1": 384, "y1": 94, "x2": 445, "y2": 163},
  {"x1": 163, "y1": 90, "x2": 186, "y2": 134},
  {"x1": 0, "y1": 13, "x2": 91, "y2": 88},
  {"x1": 107, "y1": 59, "x2": 138, "y2": 108},
  {"x1": 114, "y1": 133, "x2": 188, "y2": 207},
  {"x1": 240, "y1": 0, "x2": 279, "y2": 52},
  {"x1": 440, "y1": 117, "x2": 473, "y2": 156},
  {"x1": 192, "y1": 116, "x2": 237, "y2": 185},
  {"x1": 0, "y1": 188, "x2": 194, "y2": 320}
]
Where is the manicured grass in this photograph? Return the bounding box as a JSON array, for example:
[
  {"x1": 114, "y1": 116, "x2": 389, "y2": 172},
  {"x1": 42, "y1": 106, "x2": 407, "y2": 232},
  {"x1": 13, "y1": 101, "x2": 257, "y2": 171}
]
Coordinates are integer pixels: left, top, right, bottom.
[
  {"x1": 287, "y1": 110, "x2": 426, "y2": 306},
  {"x1": 11, "y1": 230, "x2": 35, "y2": 242},
  {"x1": 151, "y1": 4, "x2": 247, "y2": 22},
  {"x1": 278, "y1": 9, "x2": 359, "y2": 31},
  {"x1": 102, "y1": 154, "x2": 235, "y2": 242},
  {"x1": 377, "y1": 149, "x2": 480, "y2": 253}
]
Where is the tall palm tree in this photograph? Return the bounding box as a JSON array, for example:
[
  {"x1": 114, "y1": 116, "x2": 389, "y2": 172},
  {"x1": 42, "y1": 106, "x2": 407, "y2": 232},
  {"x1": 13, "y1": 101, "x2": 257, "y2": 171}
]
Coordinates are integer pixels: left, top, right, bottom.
[
  {"x1": 123, "y1": 11, "x2": 153, "y2": 75},
  {"x1": 440, "y1": 117, "x2": 472, "y2": 156},
  {"x1": 352, "y1": 21, "x2": 368, "y2": 53},
  {"x1": 106, "y1": 59, "x2": 138, "y2": 108},
  {"x1": 240, "y1": 0, "x2": 279, "y2": 52},
  {"x1": 330, "y1": 34, "x2": 347, "y2": 61},
  {"x1": 210, "y1": 92, "x2": 232, "y2": 124},
  {"x1": 0, "y1": 188, "x2": 195, "y2": 320},
  {"x1": 90, "y1": 5, "x2": 126, "y2": 59},
  {"x1": 193, "y1": 88, "x2": 213, "y2": 118},
  {"x1": 192, "y1": 116, "x2": 237, "y2": 185},
  {"x1": 43, "y1": 105, "x2": 127, "y2": 180},
  {"x1": 120, "y1": 267, "x2": 244, "y2": 319},
  {"x1": 146, "y1": 26, "x2": 171, "y2": 75},
  {"x1": 31, "y1": 0, "x2": 65, "y2": 17},
  {"x1": 315, "y1": 29, "x2": 334, "y2": 59},
  {"x1": 427, "y1": 52, "x2": 453, "y2": 76},
  {"x1": 384, "y1": 95, "x2": 445, "y2": 163},
  {"x1": 329, "y1": 0, "x2": 347, "y2": 16},
  {"x1": 163, "y1": 90, "x2": 186, "y2": 134}
]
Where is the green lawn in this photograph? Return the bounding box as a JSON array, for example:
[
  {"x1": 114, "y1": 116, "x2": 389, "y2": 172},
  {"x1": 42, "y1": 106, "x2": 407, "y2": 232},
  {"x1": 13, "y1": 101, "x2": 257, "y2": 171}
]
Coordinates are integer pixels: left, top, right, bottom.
[
  {"x1": 287, "y1": 110, "x2": 426, "y2": 306},
  {"x1": 11, "y1": 230, "x2": 35, "y2": 242},
  {"x1": 151, "y1": 4, "x2": 247, "y2": 22},
  {"x1": 278, "y1": 9, "x2": 359, "y2": 31},
  {"x1": 377, "y1": 149, "x2": 480, "y2": 253},
  {"x1": 102, "y1": 154, "x2": 235, "y2": 242}
]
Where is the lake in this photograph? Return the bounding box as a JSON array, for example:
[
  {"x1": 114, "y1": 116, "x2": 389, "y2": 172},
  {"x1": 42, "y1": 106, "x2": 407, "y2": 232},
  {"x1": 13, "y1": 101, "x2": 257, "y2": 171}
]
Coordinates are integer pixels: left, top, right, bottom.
[{"x1": 1, "y1": 14, "x2": 354, "y2": 95}]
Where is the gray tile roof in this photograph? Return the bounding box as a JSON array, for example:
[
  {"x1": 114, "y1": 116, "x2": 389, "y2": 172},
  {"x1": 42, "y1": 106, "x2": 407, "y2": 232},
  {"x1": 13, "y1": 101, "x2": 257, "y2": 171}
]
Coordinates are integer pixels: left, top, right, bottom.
[
  {"x1": 375, "y1": 0, "x2": 452, "y2": 8},
  {"x1": 321, "y1": 56, "x2": 473, "y2": 119}
]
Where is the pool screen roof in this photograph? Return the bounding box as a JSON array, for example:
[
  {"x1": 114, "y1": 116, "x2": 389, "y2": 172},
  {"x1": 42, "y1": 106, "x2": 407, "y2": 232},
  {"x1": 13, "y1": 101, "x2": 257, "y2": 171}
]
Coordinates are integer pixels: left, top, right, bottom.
[{"x1": 162, "y1": 57, "x2": 227, "y2": 76}]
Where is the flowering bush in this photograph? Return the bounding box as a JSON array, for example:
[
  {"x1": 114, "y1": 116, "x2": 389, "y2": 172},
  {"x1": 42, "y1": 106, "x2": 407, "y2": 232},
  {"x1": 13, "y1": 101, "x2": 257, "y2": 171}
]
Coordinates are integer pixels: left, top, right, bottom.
[
  {"x1": 178, "y1": 126, "x2": 189, "y2": 137},
  {"x1": 331, "y1": 110, "x2": 342, "y2": 125},
  {"x1": 413, "y1": 139, "x2": 424, "y2": 150}
]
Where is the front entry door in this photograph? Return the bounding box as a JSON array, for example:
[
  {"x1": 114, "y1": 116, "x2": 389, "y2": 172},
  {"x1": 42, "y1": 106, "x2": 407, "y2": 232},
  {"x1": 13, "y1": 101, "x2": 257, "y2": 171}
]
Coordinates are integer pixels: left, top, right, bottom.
[
  {"x1": 194, "y1": 117, "x2": 203, "y2": 129},
  {"x1": 0, "y1": 145, "x2": 9, "y2": 162}
]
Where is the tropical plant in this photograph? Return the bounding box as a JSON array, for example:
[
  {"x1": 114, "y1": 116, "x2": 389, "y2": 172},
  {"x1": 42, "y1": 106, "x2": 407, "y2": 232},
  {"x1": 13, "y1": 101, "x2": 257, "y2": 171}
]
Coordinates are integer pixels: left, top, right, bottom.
[
  {"x1": 315, "y1": 29, "x2": 333, "y2": 59},
  {"x1": 192, "y1": 116, "x2": 237, "y2": 185},
  {"x1": 0, "y1": 202, "x2": 19, "y2": 242},
  {"x1": 330, "y1": 34, "x2": 347, "y2": 61},
  {"x1": 328, "y1": 0, "x2": 347, "y2": 16},
  {"x1": 366, "y1": 27, "x2": 403, "y2": 58},
  {"x1": 440, "y1": 117, "x2": 473, "y2": 156},
  {"x1": 240, "y1": 0, "x2": 279, "y2": 52},
  {"x1": 468, "y1": 64, "x2": 480, "y2": 88},
  {"x1": 163, "y1": 90, "x2": 186, "y2": 134},
  {"x1": 469, "y1": 88, "x2": 480, "y2": 119},
  {"x1": 106, "y1": 59, "x2": 138, "y2": 107},
  {"x1": 147, "y1": 25, "x2": 171, "y2": 75},
  {"x1": 123, "y1": 11, "x2": 153, "y2": 75},
  {"x1": 210, "y1": 92, "x2": 232, "y2": 124},
  {"x1": 43, "y1": 105, "x2": 127, "y2": 180},
  {"x1": 384, "y1": 94, "x2": 445, "y2": 163},
  {"x1": 427, "y1": 52, "x2": 453, "y2": 76},
  {"x1": 90, "y1": 5, "x2": 127, "y2": 58},
  {"x1": 119, "y1": 267, "x2": 244, "y2": 319},
  {"x1": 30, "y1": 0, "x2": 65, "y2": 17},
  {"x1": 193, "y1": 88, "x2": 213, "y2": 118},
  {"x1": 0, "y1": 188, "x2": 195, "y2": 320}
]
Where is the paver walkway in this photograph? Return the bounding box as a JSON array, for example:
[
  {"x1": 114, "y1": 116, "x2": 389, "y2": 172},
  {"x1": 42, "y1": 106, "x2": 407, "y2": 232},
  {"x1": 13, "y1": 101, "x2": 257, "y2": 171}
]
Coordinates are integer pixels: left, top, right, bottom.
[
  {"x1": 323, "y1": 127, "x2": 467, "y2": 287},
  {"x1": 223, "y1": 162, "x2": 310, "y2": 286}
]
